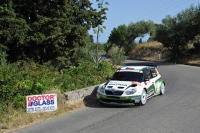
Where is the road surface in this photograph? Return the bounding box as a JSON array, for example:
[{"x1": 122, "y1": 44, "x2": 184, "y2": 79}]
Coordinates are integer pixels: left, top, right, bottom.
[{"x1": 10, "y1": 60, "x2": 200, "y2": 133}]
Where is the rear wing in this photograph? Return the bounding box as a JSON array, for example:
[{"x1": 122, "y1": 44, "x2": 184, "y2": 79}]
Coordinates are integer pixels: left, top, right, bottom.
[{"x1": 145, "y1": 65, "x2": 157, "y2": 68}]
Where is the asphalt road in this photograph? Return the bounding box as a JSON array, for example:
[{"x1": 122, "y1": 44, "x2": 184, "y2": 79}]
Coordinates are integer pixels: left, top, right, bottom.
[{"x1": 10, "y1": 60, "x2": 200, "y2": 133}]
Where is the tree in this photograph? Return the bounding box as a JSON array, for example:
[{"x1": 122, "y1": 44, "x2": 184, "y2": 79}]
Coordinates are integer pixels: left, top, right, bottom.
[
  {"x1": 126, "y1": 20, "x2": 155, "y2": 44},
  {"x1": 139, "y1": 38, "x2": 142, "y2": 43},
  {"x1": 29, "y1": 0, "x2": 106, "y2": 66},
  {"x1": 0, "y1": 0, "x2": 107, "y2": 66},
  {"x1": 108, "y1": 24, "x2": 128, "y2": 48},
  {"x1": 154, "y1": 4, "x2": 200, "y2": 62},
  {"x1": 93, "y1": 0, "x2": 108, "y2": 64},
  {"x1": 89, "y1": 35, "x2": 94, "y2": 43},
  {"x1": 108, "y1": 20, "x2": 155, "y2": 55},
  {"x1": 0, "y1": 2, "x2": 30, "y2": 62},
  {"x1": 191, "y1": 35, "x2": 200, "y2": 50},
  {"x1": 0, "y1": 45, "x2": 7, "y2": 65}
]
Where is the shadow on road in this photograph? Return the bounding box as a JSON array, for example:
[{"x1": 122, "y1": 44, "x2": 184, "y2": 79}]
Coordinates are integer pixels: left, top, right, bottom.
[{"x1": 82, "y1": 86, "x2": 99, "y2": 107}]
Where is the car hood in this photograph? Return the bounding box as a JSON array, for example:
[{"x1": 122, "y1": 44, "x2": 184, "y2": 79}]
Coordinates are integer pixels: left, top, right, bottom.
[{"x1": 105, "y1": 80, "x2": 140, "y2": 91}]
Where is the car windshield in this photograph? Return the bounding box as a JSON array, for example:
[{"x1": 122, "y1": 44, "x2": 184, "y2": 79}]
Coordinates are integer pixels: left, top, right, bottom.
[{"x1": 111, "y1": 71, "x2": 143, "y2": 82}]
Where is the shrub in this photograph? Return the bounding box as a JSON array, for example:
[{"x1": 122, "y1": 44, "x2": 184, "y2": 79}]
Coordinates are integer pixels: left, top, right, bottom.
[
  {"x1": 104, "y1": 42, "x2": 113, "y2": 53},
  {"x1": 0, "y1": 61, "x2": 59, "y2": 112},
  {"x1": 106, "y1": 45, "x2": 119, "y2": 57},
  {"x1": 124, "y1": 42, "x2": 136, "y2": 55},
  {"x1": 110, "y1": 49, "x2": 127, "y2": 65},
  {"x1": 192, "y1": 35, "x2": 200, "y2": 51},
  {"x1": 0, "y1": 60, "x2": 116, "y2": 114},
  {"x1": 56, "y1": 61, "x2": 115, "y2": 93}
]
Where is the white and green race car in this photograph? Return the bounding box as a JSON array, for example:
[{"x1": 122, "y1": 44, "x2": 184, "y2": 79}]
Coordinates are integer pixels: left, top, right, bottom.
[{"x1": 96, "y1": 66, "x2": 165, "y2": 106}]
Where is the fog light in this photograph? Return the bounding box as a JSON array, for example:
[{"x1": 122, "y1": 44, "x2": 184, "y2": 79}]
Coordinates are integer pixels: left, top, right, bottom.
[{"x1": 134, "y1": 99, "x2": 140, "y2": 103}]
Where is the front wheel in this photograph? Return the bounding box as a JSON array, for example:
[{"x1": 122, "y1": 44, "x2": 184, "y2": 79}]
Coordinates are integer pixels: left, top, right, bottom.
[
  {"x1": 160, "y1": 83, "x2": 165, "y2": 95},
  {"x1": 139, "y1": 89, "x2": 147, "y2": 106}
]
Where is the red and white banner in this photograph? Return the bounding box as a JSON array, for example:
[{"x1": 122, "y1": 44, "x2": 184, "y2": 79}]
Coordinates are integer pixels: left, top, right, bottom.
[{"x1": 26, "y1": 94, "x2": 57, "y2": 113}]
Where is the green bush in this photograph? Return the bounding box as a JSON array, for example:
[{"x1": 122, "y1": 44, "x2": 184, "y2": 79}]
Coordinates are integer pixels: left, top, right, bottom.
[
  {"x1": 104, "y1": 42, "x2": 113, "y2": 53},
  {"x1": 110, "y1": 49, "x2": 127, "y2": 65},
  {"x1": 0, "y1": 61, "x2": 59, "y2": 112},
  {"x1": 0, "y1": 60, "x2": 116, "y2": 113},
  {"x1": 89, "y1": 43, "x2": 105, "y2": 51},
  {"x1": 124, "y1": 42, "x2": 136, "y2": 55},
  {"x1": 106, "y1": 45, "x2": 119, "y2": 57},
  {"x1": 192, "y1": 35, "x2": 200, "y2": 51},
  {"x1": 56, "y1": 61, "x2": 115, "y2": 92}
]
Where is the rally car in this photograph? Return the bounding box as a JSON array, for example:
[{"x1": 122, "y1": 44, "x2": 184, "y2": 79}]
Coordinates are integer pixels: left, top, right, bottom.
[{"x1": 96, "y1": 66, "x2": 165, "y2": 106}]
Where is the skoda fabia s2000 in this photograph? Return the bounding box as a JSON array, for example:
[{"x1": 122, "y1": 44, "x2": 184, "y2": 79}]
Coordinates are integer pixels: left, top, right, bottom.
[{"x1": 96, "y1": 66, "x2": 165, "y2": 106}]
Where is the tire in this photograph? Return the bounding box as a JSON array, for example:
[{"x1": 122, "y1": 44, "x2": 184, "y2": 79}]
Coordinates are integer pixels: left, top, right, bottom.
[
  {"x1": 139, "y1": 89, "x2": 147, "y2": 106},
  {"x1": 160, "y1": 83, "x2": 165, "y2": 95}
]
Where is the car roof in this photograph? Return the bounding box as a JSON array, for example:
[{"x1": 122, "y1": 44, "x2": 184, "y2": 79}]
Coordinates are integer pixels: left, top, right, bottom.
[{"x1": 118, "y1": 66, "x2": 156, "y2": 72}]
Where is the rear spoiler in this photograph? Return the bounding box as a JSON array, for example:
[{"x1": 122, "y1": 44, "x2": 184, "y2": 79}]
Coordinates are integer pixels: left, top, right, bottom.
[{"x1": 145, "y1": 65, "x2": 157, "y2": 68}]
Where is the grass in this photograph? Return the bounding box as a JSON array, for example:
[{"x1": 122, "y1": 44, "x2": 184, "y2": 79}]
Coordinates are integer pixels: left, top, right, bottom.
[{"x1": 0, "y1": 89, "x2": 89, "y2": 133}]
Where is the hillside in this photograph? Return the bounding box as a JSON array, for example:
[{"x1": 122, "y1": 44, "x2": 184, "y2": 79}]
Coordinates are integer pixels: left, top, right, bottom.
[{"x1": 129, "y1": 41, "x2": 200, "y2": 66}]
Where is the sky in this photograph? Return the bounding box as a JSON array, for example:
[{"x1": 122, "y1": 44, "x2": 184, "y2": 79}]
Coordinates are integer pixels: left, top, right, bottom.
[{"x1": 89, "y1": 0, "x2": 200, "y2": 43}]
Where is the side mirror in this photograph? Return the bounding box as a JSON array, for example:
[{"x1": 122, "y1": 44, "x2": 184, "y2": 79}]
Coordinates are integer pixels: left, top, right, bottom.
[
  {"x1": 144, "y1": 78, "x2": 149, "y2": 82},
  {"x1": 144, "y1": 77, "x2": 150, "y2": 85}
]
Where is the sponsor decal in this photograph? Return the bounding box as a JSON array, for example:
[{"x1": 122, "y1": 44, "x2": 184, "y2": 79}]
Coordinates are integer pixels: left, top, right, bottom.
[
  {"x1": 26, "y1": 94, "x2": 57, "y2": 113},
  {"x1": 147, "y1": 90, "x2": 154, "y2": 98},
  {"x1": 108, "y1": 83, "x2": 128, "y2": 86}
]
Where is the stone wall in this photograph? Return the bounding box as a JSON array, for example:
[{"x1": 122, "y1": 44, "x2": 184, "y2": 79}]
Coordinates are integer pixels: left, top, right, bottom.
[{"x1": 63, "y1": 85, "x2": 99, "y2": 104}]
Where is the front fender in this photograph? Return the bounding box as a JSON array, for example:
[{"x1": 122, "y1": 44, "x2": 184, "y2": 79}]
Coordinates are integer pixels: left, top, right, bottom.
[{"x1": 97, "y1": 83, "x2": 106, "y2": 92}]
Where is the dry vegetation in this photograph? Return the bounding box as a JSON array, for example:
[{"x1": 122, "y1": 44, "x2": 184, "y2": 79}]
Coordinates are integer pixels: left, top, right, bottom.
[
  {"x1": 129, "y1": 41, "x2": 200, "y2": 66},
  {"x1": 129, "y1": 41, "x2": 170, "y2": 62}
]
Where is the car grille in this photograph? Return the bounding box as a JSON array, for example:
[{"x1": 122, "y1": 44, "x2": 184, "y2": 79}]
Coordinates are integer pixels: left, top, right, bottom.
[
  {"x1": 107, "y1": 96, "x2": 120, "y2": 99},
  {"x1": 101, "y1": 99, "x2": 133, "y2": 103},
  {"x1": 105, "y1": 90, "x2": 124, "y2": 96}
]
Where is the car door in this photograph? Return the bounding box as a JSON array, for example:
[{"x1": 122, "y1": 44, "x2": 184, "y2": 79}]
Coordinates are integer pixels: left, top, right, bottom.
[
  {"x1": 150, "y1": 68, "x2": 161, "y2": 94},
  {"x1": 144, "y1": 69, "x2": 156, "y2": 98}
]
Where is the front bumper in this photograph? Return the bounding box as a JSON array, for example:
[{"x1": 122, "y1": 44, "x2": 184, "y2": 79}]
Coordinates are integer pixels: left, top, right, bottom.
[{"x1": 96, "y1": 92, "x2": 141, "y2": 106}]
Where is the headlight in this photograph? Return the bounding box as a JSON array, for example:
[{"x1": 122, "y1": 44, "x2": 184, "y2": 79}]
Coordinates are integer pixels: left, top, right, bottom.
[
  {"x1": 125, "y1": 88, "x2": 137, "y2": 95},
  {"x1": 100, "y1": 85, "x2": 105, "y2": 93}
]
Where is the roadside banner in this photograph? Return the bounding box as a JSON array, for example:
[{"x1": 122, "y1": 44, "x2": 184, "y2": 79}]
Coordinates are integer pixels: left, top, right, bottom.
[{"x1": 26, "y1": 93, "x2": 57, "y2": 113}]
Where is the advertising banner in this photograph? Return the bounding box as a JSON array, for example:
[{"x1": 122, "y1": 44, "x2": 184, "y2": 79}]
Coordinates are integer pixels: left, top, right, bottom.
[{"x1": 26, "y1": 94, "x2": 57, "y2": 113}]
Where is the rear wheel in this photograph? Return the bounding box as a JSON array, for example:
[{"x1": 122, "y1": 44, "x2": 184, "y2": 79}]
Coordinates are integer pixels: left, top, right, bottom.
[{"x1": 139, "y1": 89, "x2": 147, "y2": 106}]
